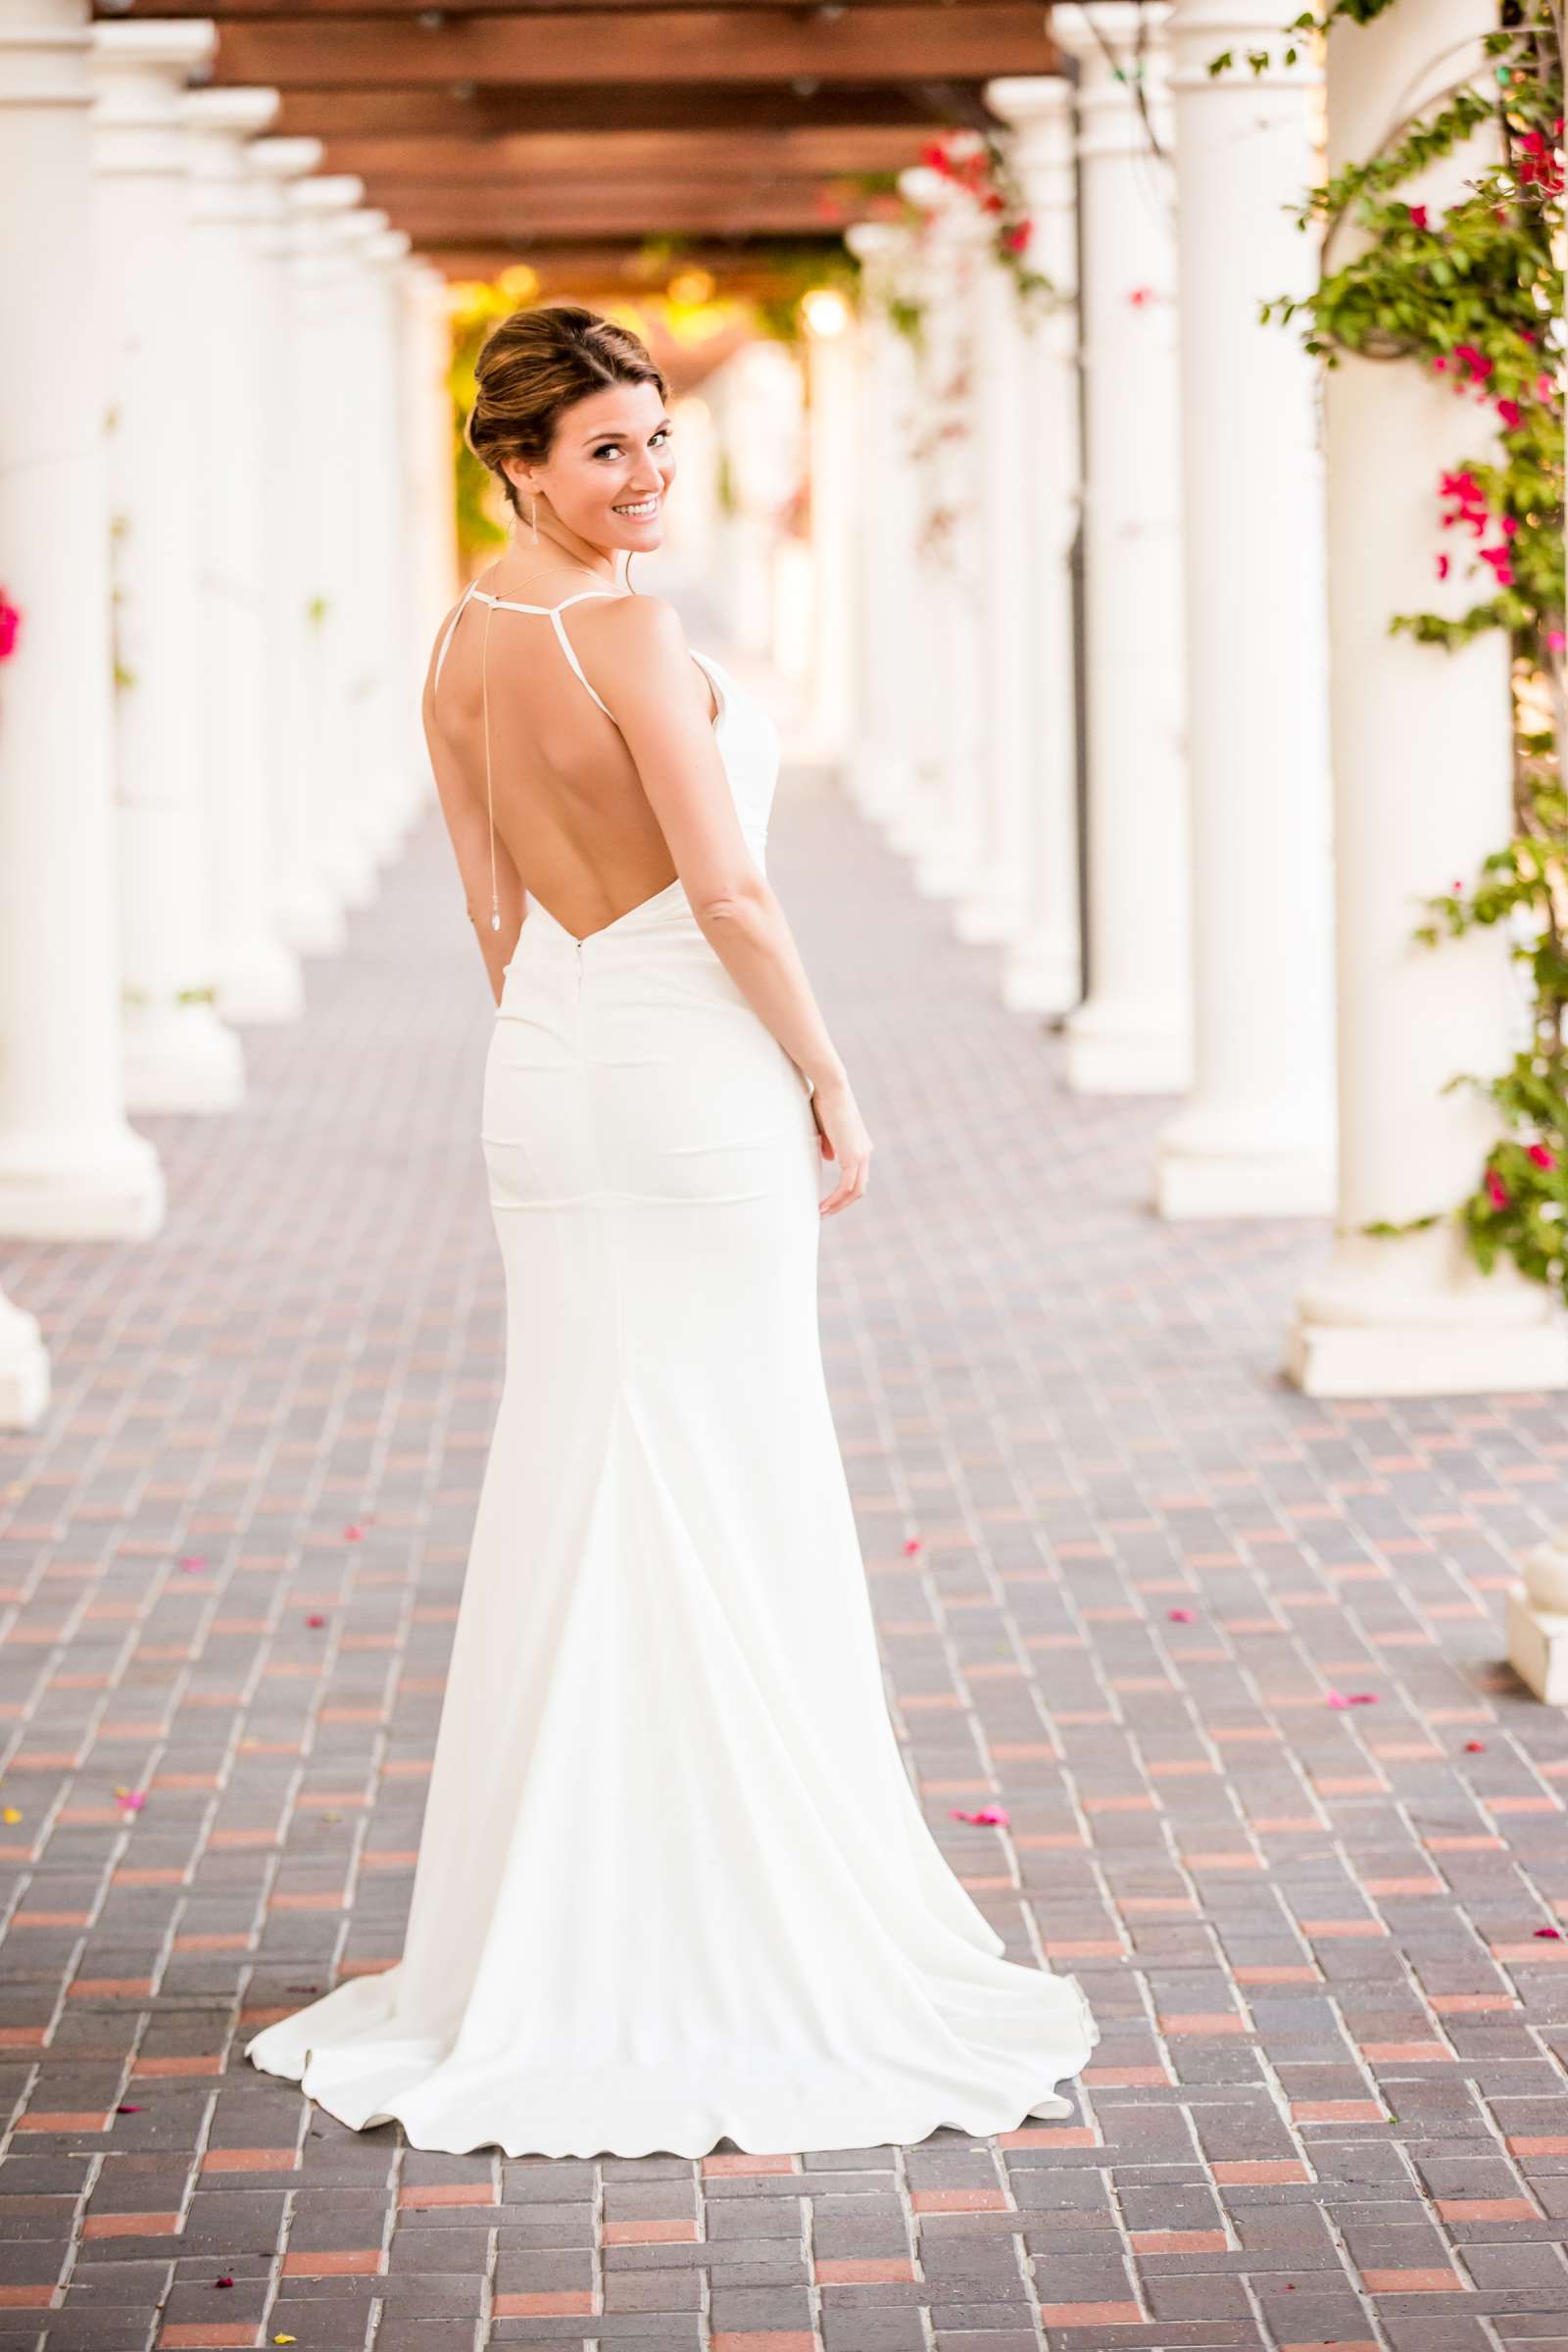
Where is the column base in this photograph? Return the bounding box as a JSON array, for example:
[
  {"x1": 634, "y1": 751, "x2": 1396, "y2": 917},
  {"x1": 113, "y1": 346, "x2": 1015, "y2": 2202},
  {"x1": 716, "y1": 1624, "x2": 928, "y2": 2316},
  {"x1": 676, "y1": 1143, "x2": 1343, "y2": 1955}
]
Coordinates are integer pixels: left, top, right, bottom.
[
  {"x1": 1001, "y1": 932, "x2": 1080, "y2": 1018},
  {"x1": 217, "y1": 940, "x2": 306, "y2": 1026},
  {"x1": 1064, "y1": 999, "x2": 1192, "y2": 1096},
  {"x1": 0, "y1": 1126, "x2": 165, "y2": 1241},
  {"x1": 911, "y1": 822, "x2": 983, "y2": 903},
  {"x1": 1507, "y1": 1534, "x2": 1568, "y2": 1701},
  {"x1": 1506, "y1": 1587, "x2": 1568, "y2": 1705},
  {"x1": 122, "y1": 1004, "x2": 246, "y2": 1115},
  {"x1": 954, "y1": 881, "x2": 1027, "y2": 947},
  {"x1": 1286, "y1": 1311, "x2": 1568, "y2": 1398},
  {"x1": 276, "y1": 879, "x2": 347, "y2": 959},
  {"x1": 0, "y1": 1295, "x2": 50, "y2": 1429},
  {"x1": 1156, "y1": 1106, "x2": 1336, "y2": 1219}
]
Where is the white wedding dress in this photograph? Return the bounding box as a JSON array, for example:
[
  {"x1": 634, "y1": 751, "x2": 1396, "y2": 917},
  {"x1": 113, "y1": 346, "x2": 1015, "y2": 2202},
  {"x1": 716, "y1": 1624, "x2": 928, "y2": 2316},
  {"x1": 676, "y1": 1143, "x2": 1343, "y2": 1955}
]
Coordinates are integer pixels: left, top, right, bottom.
[{"x1": 244, "y1": 586, "x2": 1098, "y2": 2157}]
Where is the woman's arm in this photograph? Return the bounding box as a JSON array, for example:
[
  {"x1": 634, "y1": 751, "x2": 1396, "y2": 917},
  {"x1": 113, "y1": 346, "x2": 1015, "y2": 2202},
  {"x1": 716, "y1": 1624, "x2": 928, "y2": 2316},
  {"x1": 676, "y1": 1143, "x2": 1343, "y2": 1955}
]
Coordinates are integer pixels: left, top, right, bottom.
[
  {"x1": 581, "y1": 594, "x2": 871, "y2": 1214},
  {"x1": 421, "y1": 626, "x2": 525, "y2": 1007}
]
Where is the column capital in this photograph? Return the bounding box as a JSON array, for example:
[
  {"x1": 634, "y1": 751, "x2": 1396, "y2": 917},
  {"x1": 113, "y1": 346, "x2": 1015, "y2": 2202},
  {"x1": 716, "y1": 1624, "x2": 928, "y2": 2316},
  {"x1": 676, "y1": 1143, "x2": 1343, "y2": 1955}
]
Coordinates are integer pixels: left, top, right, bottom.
[
  {"x1": 289, "y1": 171, "x2": 364, "y2": 218},
  {"x1": 1052, "y1": 1, "x2": 1169, "y2": 65},
  {"x1": 183, "y1": 84, "x2": 277, "y2": 148},
  {"x1": 1166, "y1": 0, "x2": 1320, "y2": 87},
  {"x1": 1052, "y1": 4, "x2": 1172, "y2": 153},
  {"x1": 92, "y1": 21, "x2": 217, "y2": 176},
  {"x1": 985, "y1": 73, "x2": 1076, "y2": 197},
  {"x1": 249, "y1": 133, "x2": 324, "y2": 184}
]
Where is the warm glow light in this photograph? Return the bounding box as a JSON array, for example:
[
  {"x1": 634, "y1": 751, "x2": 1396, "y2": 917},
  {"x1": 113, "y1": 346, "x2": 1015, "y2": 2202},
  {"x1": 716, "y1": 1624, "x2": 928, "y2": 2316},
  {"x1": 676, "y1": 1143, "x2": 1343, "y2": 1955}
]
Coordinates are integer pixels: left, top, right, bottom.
[
  {"x1": 497, "y1": 264, "x2": 540, "y2": 303},
  {"x1": 801, "y1": 286, "x2": 850, "y2": 339},
  {"x1": 668, "y1": 269, "x2": 716, "y2": 306}
]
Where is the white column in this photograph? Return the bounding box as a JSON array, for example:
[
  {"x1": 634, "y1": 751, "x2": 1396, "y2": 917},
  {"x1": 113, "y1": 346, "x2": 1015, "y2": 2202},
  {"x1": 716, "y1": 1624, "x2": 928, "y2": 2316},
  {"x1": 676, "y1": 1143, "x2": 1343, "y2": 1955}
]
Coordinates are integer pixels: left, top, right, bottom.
[
  {"x1": 92, "y1": 21, "x2": 245, "y2": 1112},
  {"x1": 1054, "y1": 6, "x2": 1191, "y2": 1095},
  {"x1": 399, "y1": 257, "x2": 458, "y2": 811},
  {"x1": 954, "y1": 243, "x2": 1035, "y2": 946},
  {"x1": 1287, "y1": 0, "x2": 1568, "y2": 1396},
  {"x1": 1154, "y1": 1, "x2": 1334, "y2": 1215},
  {"x1": 183, "y1": 86, "x2": 306, "y2": 1026},
  {"x1": 351, "y1": 223, "x2": 417, "y2": 860},
  {"x1": 894, "y1": 166, "x2": 987, "y2": 901},
  {"x1": 0, "y1": 0, "x2": 162, "y2": 1247},
  {"x1": 842, "y1": 223, "x2": 922, "y2": 837},
  {"x1": 0, "y1": 1289, "x2": 49, "y2": 1431},
  {"x1": 248, "y1": 136, "x2": 337, "y2": 955},
  {"x1": 800, "y1": 284, "x2": 858, "y2": 767},
  {"x1": 988, "y1": 76, "x2": 1084, "y2": 1018},
  {"x1": 284, "y1": 172, "x2": 372, "y2": 930}
]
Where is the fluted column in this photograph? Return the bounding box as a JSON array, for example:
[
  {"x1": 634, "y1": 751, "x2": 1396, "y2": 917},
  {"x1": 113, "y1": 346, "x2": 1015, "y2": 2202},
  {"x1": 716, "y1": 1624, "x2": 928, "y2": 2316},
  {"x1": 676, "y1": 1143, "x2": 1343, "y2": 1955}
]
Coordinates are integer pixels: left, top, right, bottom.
[
  {"x1": 1154, "y1": 0, "x2": 1334, "y2": 1215},
  {"x1": 895, "y1": 166, "x2": 987, "y2": 901},
  {"x1": 248, "y1": 136, "x2": 333, "y2": 954},
  {"x1": 184, "y1": 86, "x2": 306, "y2": 1026},
  {"x1": 1054, "y1": 6, "x2": 1191, "y2": 1095},
  {"x1": 93, "y1": 20, "x2": 245, "y2": 1112},
  {"x1": 1287, "y1": 0, "x2": 1568, "y2": 1396},
  {"x1": 954, "y1": 243, "x2": 1034, "y2": 946},
  {"x1": 0, "y1": 0, "x2": 162, "y2": 1247},
  {"x1": 988, "y1": 75, "x2": 1084, "y2": 1018},
  {"x1": 284, "y1": 172, "x2": 370, "y2": 931}
]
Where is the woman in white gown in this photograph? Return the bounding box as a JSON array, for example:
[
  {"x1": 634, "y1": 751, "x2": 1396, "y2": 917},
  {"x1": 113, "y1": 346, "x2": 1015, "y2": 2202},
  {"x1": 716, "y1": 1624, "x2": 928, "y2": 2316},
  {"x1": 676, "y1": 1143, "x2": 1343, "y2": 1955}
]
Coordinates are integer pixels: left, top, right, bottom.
[{"x1": 245, "y1": 302, "x2": 1097, "y2": 2158}]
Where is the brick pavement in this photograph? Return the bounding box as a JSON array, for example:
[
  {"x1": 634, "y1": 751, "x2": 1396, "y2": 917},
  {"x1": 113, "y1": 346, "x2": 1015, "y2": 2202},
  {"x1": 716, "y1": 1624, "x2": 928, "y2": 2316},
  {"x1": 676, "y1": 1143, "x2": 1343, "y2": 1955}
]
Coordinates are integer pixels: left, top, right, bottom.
[{"x1": 1, "y1": 768, "x2": 1567, "y2": 2352}]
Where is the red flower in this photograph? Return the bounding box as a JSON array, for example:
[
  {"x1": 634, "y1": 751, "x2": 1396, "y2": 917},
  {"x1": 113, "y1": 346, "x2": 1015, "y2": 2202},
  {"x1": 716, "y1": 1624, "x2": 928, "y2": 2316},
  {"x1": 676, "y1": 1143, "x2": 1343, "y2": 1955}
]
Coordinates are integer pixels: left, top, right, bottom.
[
  {"x1": 1497, "y1": 398, "x2": 1522, "y2": 429},
  {"x1": 1128, "y1": 285, "x2": 1153, "y2": 308},
  {"x1": 0, "y1": 594, "x2": 20, "y2": 663},
  {"x1": 1003, "y1": 220, "x2": 1032, "y2": 253},
  {"x1": 1486, "y1": 1167, "x2": 1511, "y2": 1210},
  {"x1": 1528, "y1": 1144, "x2": 1557, "y2": 1170},
  {"x1": 1547, "y1": 629, "x2": 1566, "y2": 653},
  {"x1": 1408, "y1": 204, "x2": 1429, "y2": 228},
  {"x1": 1436, "y1": 554, "x2": 1450, "y2": 580},
  {"x1": 1452, "y1": 344, "x2": 1493, "y2": 382},
  {"x1": 1501, "y1": 515, "x2": 1519, "y2": 537}
]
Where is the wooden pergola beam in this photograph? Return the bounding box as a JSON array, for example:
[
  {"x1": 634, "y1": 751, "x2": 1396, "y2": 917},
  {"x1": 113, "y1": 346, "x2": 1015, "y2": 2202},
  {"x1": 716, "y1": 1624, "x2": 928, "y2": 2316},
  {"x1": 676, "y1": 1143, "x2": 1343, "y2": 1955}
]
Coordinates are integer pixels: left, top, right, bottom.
[
  {"x1": 318, "y1": 125, "x2": 929, "y2": 182},
  {"x1": 267, "y1": 84, "x2": 985, "y2": 139},
  {"x1": 364, "y1": 183, "x2": 903, "y2": 235},
  {"x1": 211, "y1": 7, "x2": 1058, "y2": 89}
]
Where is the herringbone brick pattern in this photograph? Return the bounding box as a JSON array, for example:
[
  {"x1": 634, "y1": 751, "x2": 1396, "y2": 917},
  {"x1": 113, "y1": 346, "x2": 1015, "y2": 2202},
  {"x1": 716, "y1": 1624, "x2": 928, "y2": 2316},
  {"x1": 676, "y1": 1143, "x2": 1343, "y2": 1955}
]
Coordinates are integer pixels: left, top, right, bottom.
[{"x1": 1, "y1": 767, "x2": 1566, "y2": 2351}]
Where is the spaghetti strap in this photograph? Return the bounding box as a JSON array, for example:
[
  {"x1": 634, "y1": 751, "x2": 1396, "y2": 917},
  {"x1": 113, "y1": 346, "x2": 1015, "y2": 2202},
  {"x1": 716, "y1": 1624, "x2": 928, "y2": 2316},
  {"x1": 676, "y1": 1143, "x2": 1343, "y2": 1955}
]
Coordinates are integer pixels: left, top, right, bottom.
[{"x1": 430, "y1": 581, "x2": 624, "y2": 938}]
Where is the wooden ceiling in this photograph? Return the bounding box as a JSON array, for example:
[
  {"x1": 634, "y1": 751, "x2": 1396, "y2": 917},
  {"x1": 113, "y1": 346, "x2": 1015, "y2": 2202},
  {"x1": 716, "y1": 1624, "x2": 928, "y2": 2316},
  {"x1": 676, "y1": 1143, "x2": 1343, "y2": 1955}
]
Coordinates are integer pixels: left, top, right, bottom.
[{"x1": 99, "y1": 0, "x2": 1067, "y2": 293}]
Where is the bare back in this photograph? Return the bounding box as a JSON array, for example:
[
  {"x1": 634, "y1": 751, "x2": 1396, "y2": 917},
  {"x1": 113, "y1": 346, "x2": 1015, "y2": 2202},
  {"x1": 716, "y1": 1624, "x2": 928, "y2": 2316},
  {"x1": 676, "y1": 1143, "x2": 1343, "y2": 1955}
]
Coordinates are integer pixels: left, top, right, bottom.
[{"x1": 423, "y1": 566, "x2": 719, "y2": 947}]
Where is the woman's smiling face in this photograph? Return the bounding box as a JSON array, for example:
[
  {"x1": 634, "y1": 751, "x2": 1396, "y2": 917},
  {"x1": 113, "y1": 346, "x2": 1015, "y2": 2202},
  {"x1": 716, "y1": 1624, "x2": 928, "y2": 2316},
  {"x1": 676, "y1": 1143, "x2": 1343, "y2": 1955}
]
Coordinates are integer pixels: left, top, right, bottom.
[{"x1": 505, "y1": 380, "x2": 675, "y2": 552}]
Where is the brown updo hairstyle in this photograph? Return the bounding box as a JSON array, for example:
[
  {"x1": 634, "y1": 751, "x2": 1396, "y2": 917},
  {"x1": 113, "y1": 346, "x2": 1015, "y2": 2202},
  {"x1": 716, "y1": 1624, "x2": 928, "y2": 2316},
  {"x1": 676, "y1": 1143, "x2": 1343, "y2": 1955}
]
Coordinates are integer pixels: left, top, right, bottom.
[{"x1": 466, "y1": 303, "x2": 670, "y2": 526}]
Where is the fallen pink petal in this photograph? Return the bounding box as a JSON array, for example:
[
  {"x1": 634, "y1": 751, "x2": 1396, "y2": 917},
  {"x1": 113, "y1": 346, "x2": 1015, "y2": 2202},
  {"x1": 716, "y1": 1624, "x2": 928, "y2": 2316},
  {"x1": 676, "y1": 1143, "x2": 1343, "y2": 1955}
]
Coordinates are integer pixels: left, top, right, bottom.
[
  {"x1": 950, "y1": 1805, "x2": 1010, "y2": 1828},
  {"x1": 1166, "y1": 1608, "x2": 1196, "y2": 1623}
]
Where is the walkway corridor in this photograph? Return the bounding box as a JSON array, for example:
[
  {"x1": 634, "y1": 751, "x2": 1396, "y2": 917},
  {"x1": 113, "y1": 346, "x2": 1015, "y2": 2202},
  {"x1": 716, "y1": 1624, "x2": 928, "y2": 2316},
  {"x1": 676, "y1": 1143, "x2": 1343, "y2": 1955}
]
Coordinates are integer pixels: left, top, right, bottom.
[{"x1": 2, "y1": 772, "x2": 1567, "y2": 2351}]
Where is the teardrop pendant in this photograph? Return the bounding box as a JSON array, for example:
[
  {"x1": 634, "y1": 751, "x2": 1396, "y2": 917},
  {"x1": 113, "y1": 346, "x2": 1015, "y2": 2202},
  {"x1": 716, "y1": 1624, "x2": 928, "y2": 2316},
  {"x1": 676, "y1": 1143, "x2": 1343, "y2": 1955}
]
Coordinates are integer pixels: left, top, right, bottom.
[{"x1": 490, "y1": 909, "x2": 501, "y2": 931}]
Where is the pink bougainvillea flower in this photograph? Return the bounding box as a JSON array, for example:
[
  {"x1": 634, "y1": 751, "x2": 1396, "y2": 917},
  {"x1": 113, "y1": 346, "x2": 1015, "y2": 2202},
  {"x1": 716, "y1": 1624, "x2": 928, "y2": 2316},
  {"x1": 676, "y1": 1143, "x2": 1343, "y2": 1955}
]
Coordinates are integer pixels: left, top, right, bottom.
[
  {"x1": 0, "y1": 596, "x2": 21, "y2": 662},
  {"x1": 116, "y1": 2103, "x2": 142, "y2": 2115},
  {"x1": 903, "y1": 1537, "x2": 922, "y2": 1556},
  {"x1": 343, "y1": 1522, "x2": 365, "y2": 1541},
  {"x1": 215, "y1": 2276, "x2": 234, "y2": 2290},
  {"x1": 950, "y1": 1804, "x2": 1010, "y2": 1827},
  {"x1": 1436, "y1": 554, "x2": 1450, "y2": 580},
  {"x1": 1166, "y1": 1608, "x2": 1196, "y2": 1623},
  {"x1": 1486, "y1": 1167, "x2": 1511, "y2": 1210},
  {"x1": 1452, "y1": 343, "x2": 1493, "y2": 381},
  {"x1": 1463, "y1": 1740, "x2": 1487, "y2": 1753},
  {"x1": 1003, "y1": 220, "x2": 1032, "y2": 252},
  {"x1": 1534, "y1": 1926, "x2": 1563, "y2": 1940},
  {"x1": 1325, "y1": 1690, "x2": 1377, "y2": 1709},
  {"x1": 1431, "y1": 355, "x2": 1447, "y2": 372},
  {"x1": 305, "y1": 1612, "x2": 326, "y2": 1629},
  {"x1": 177, "y1": 1554, "x2": 207, "y2": 1572},
  {"x1": 1127, "y1": 285, "x2": 1153, "y2": 307},
  {"x1": 1408, "y1": 204, "x2": 1429, "y2": 228},
  {"x1": 115, "y1": 1788, "x2": 146, "y2": 1812},
  {"x1": 1497, "y1": 398, "x2": 1522, "y2": 429},
  {"x1": 1546, "y1": 629, "x2": 1566, "y2": 653},
  {"x1": 1528, "y1": 1144, "x2": 1557, "y2": 1170}
]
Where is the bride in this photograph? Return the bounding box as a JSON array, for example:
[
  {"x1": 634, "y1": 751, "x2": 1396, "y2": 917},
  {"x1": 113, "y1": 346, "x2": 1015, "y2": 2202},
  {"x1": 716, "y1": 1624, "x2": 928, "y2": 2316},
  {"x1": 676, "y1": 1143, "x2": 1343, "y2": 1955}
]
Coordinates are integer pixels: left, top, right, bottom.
[{"x1": 245, "y1": 301, "x2": 1097, "y2": 2158}]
